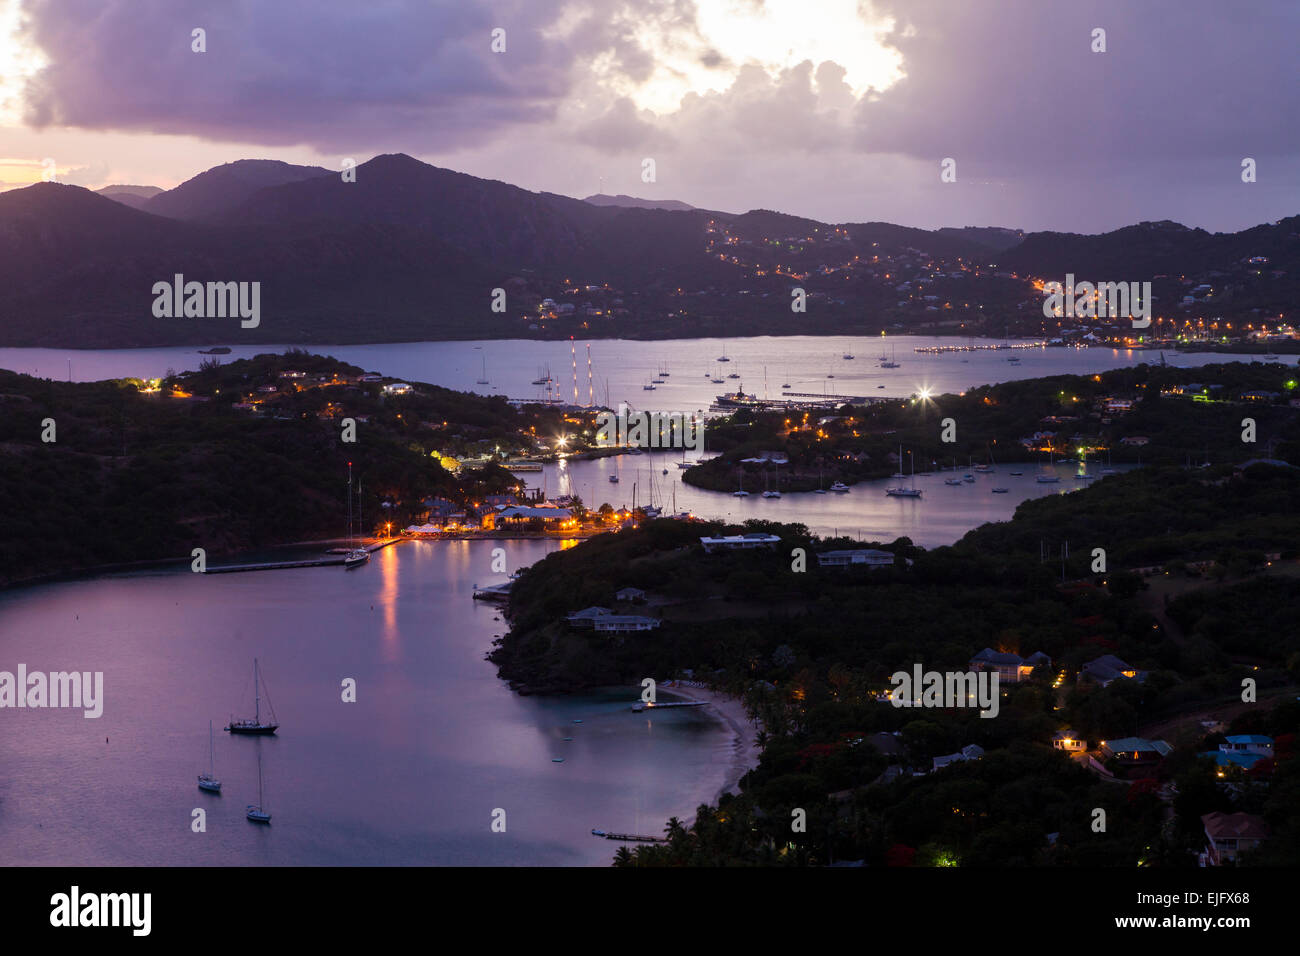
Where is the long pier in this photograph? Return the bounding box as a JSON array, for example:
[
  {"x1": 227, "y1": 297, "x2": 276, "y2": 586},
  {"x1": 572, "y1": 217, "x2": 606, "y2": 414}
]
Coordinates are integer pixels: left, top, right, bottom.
[
  {"x1": 204, "y1": 538, "x2": 405, "y2": 574},
  {"x1": 591, "y1": 829, "x2": 667, "y2": 843}
]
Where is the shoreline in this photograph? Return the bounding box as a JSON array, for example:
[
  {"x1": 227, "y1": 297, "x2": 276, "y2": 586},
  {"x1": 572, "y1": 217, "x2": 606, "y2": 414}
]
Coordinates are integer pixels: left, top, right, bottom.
[{"x1": 659, "y1": 681, "x2": 761, "y2": 808}]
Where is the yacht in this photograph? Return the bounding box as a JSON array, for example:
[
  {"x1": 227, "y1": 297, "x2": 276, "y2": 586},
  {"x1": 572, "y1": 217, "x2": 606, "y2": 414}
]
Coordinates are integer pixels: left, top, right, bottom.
[
  {"x1": 246, "y1": 751, "x2": 271, "y2": 824},
  {"x1": 344, "y1": 462, "x2": 369, "y2": 568},
  {"x1": 761, "y1": 490, "x2": 781, "y2": 499},
  {"x1": 225, "y1": 658, "x2": 279, "y2": 735},
  {"x1": 829, "y1": 481, "x2": 850, "y2": 494},
  {"x1": 198, "y1": 720, "x2": 221, "y2": 793},
  {"x1": 886, "y1": 445, "x2": 922, "y2": 497}
]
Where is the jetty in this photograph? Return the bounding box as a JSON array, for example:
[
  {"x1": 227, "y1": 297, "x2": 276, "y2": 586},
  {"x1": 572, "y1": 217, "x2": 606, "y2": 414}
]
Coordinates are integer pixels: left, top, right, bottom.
[
  {"x1": 631, "y1": 700, "x2": 708, "y2": 712},
  {"x1": 591, "y1": 829, "x2": 667, "y2": 843},
  {"x1": 204, "y1": 538, "x2": 404, "y2": 574}
]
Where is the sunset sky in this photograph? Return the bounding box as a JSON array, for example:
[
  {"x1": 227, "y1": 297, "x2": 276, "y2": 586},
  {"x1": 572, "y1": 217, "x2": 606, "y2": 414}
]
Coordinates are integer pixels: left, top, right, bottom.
[{"x1": 1, "y1": 0, "x2": 1295, "y2": 232}]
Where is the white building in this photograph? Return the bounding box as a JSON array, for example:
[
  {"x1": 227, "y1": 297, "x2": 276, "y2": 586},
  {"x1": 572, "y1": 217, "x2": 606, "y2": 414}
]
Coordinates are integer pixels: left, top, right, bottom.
[{"x1": 700, "y1": 533, "x2": 781, "y2": 553}]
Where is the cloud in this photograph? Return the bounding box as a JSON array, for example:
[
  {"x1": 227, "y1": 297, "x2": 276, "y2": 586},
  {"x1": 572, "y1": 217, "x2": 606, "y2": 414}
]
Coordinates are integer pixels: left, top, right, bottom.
[{"x1": 11, "y1": 0, "x2": 1298, "y2": 231}]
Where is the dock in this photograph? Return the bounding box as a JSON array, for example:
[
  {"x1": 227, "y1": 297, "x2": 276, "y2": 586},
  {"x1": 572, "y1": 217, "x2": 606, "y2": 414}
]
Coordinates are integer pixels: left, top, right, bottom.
[
  {"x1": 591, "y1": 829, "x2": 667, "y2": 843},
  {"x1": 631, "y1": 700, "x2": 707, "y2": 712},
  {"x1": 204, "y1": 538, "x2": 404, "y2": 574},
  {"x1": 472, "y1": 581, "x2": 513, "y2": 601}
]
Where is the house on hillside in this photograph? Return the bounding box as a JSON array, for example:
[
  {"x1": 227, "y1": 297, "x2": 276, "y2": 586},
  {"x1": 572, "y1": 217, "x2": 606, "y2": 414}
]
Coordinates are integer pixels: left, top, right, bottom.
[
  {"x1": 1200, "y1": 812, "x2": 1269, "y2": 866},
  {"x1": 969, "y1": 648, "x2": 1050, "y2": 684},
  {"x1": 1079, "y1": 654, "x2": 1141, "y2": 687}
]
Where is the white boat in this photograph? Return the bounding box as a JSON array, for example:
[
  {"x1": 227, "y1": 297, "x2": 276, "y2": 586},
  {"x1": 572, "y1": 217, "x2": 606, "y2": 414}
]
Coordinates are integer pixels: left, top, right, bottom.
[
  {"x1": 246, "y1": 750, "x2": 271, "y2": 824},
  {"x1": 732, "y1": 490, "x2": 750, "y2": 497},
  {"x1": 829, "y1": 481, "x2": 850, "y2": 494},
  {"x1": 762, "y1": 490, "x2": 781, "y2": 498},
  {"x1": 198, "y1": 720, "x2": 221, "y2": 792},
  {"x1": 886, "y1": 487, "x2": 922, "y2": 497},
  {"x1": 344, "y1": 462, "x2": 368, "y2": 569},
  {"x1": 945, "y1": 478, "x2": 963, "y2": 486},
  {"x1": 886, "y1": 444, "x2": 922, "y2": 496},
  {"x1": 676, "y1": 461, "x2": 691, "y2": 469},
  {"x1": 609, "y1": 475, "x2": 619, "y2": 483},
  {"x1": 813, "y1": 488, "x2": 828, "y2": 494},
  {"x1": 643, "y1": 383, "x2": 656, "y2": 390},
  {"x1": 843, "y1": 353, "x2": 854, "y2": 360},
  {"x1": 963, "y1": 474, "x2": 975, "y2": 483}
]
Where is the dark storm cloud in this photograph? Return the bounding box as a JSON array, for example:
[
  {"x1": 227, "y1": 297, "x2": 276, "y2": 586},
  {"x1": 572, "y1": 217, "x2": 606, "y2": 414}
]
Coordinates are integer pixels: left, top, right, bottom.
[{"x1": 19, "y1": 0, "x2": 644, "y2": 151}]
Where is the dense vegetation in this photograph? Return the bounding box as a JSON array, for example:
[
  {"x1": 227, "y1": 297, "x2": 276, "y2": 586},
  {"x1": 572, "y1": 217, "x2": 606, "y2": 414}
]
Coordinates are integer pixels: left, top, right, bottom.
[
  {"x1": 685, "y1": 361, "x2": 1300, "y2": 492},
  {"x1": 0, "y1": 351, "x2": 552, "y2": 586},
  {"x1": 498, "y1": 466, "x2": 1300, "y2": 865}
]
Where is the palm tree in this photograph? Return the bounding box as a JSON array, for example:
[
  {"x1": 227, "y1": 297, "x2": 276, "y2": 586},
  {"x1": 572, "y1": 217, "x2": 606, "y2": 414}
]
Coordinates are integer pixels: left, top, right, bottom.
[
  {"x1": 664, "y1": 816, "x2": 687, "y2": 843},
  {"x1": 613, "y1": 846, "x2": 634, "y2": 867}
]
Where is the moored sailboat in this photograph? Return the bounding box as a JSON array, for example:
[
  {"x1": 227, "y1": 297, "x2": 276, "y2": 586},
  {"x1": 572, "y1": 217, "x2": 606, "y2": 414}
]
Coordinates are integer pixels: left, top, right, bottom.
[
  {"x1": 198, "y1": 719, "x2": 221, "y2": 792},
  {"x1": 225, "y1": 658, "x2": 279, "y2": 734}
]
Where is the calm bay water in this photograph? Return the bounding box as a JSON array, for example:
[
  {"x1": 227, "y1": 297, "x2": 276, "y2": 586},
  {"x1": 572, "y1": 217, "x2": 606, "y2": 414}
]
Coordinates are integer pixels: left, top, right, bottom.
[
  {"x1": 0, "y1": 335, "x2": 1246, "y2": 413},
  {"x1": 0, "y1": 334, "x2": 1216, "y2": 865},
  {"x1": 0, "y1": 539, "x2": 734, "y2": 866},
  {"x1": 530, "y1": 458, "x2": 1136, "y2": 549}
]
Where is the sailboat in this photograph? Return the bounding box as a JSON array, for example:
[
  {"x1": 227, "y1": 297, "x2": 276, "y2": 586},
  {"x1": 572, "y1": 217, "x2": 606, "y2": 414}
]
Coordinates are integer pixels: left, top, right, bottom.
[
  {"x1": 198, "y1": 719, "x2": 221, "y2": 792},
  {"x1": 761, "y1": 466, "x2": 781, "y2": 498},
  {"x1": 345, "y1": 462, "x2": 369, "y2": 568},
  {"x1": 225, "y1": 658, "x2": 279, "y2": 734},
  {"x1": 814, "y1": 464, "x2": 828, "y2": 493},
  {"x1": 732, "y1": 469, "x2": 749, "y2": 497},
  {"x1": 886, "y1": 445, "x2": 922, "y2": 497},
  {"x1": 246, "y1": 750, "x2": 271, "y2": 824},
  {"x1": 880, "y1": 345, "x2": 900, "y2": 369}
]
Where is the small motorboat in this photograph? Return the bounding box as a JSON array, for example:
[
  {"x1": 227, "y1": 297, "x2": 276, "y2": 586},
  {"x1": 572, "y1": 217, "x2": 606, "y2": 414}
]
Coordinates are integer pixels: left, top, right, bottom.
[{"x1": 609, "y1": 475, "x2": 619, "y2": 483}]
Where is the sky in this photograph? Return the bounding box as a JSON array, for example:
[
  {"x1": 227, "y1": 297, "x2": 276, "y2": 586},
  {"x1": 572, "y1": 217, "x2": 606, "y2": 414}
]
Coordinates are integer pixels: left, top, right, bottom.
[{"x1": 0, "y1": 0, "x2": 1296, "y2": 233}]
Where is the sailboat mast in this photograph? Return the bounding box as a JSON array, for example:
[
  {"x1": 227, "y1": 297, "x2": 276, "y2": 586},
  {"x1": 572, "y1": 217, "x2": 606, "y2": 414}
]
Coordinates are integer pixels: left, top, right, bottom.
[
  {"x1": 254, "y1": 658, "x2": 260, "y2": 724},
  {"x1": 208, "y1": 720, "x2": 214, "y2": 775},
  {"x1": 347, "y1": 462, "x2": 354, "y2": 548}
]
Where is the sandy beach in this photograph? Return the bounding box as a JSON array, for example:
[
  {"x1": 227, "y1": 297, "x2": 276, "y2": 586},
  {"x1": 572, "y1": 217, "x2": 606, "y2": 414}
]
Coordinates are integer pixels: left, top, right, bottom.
[{"x1": 659, "y1": 681, "x2": 762, "y2": 805}]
